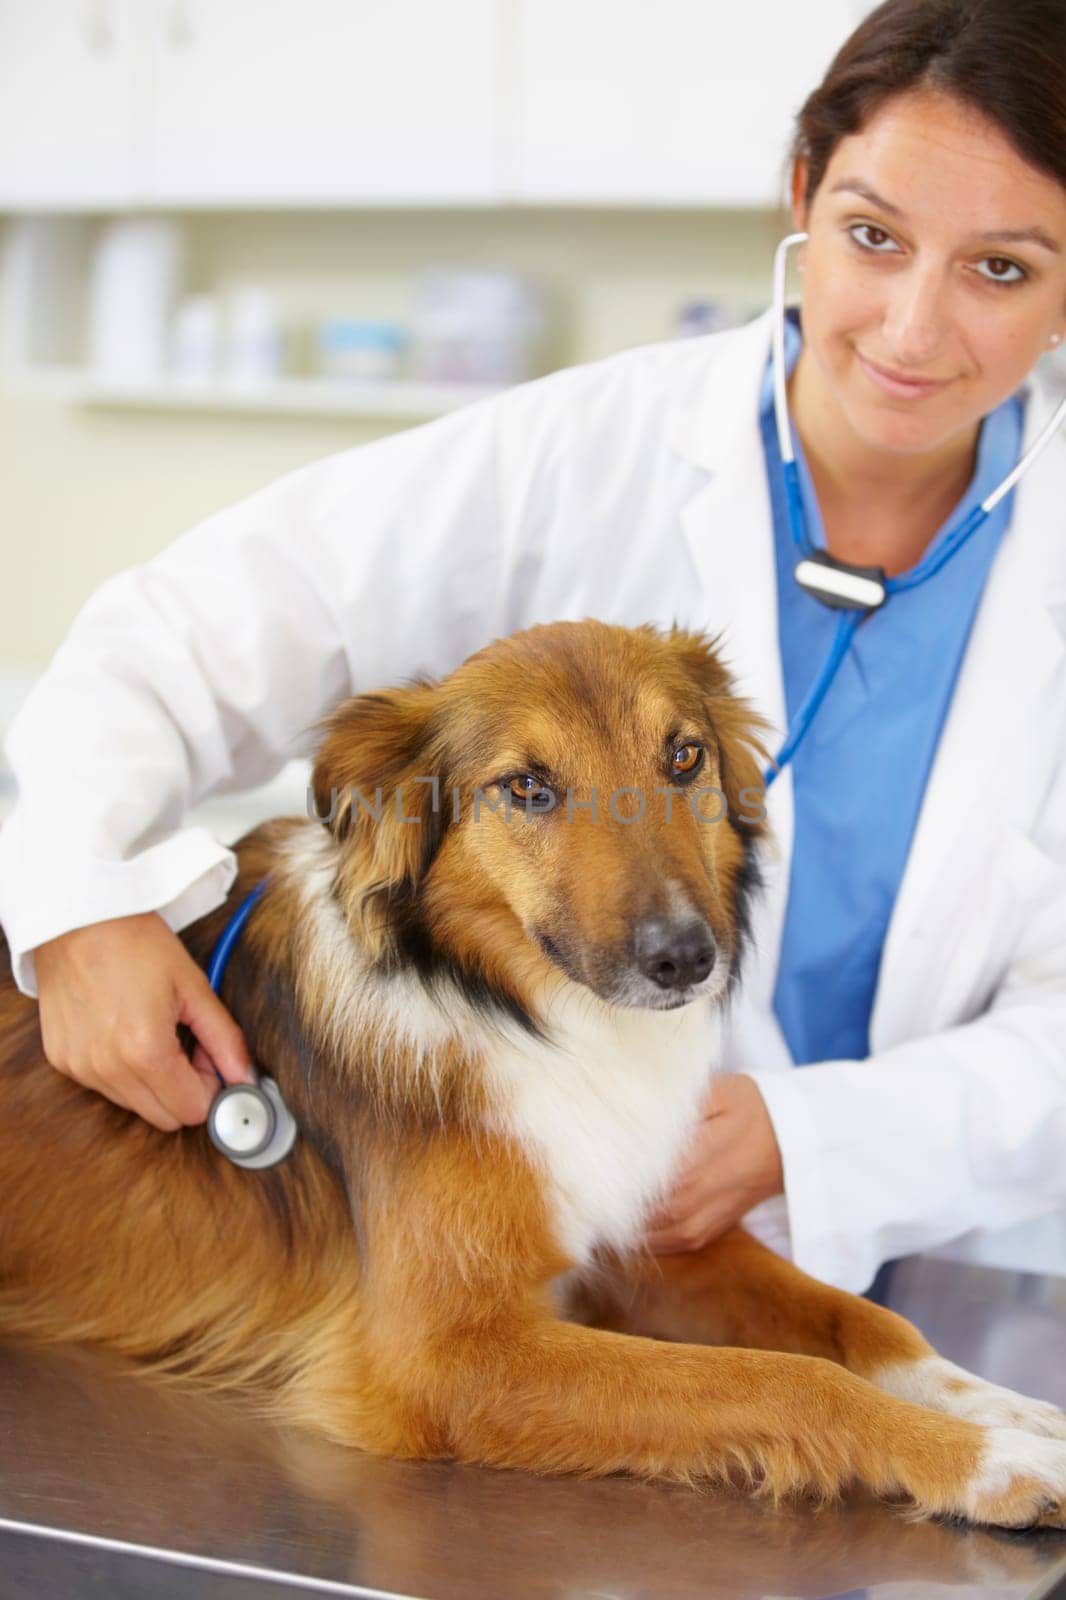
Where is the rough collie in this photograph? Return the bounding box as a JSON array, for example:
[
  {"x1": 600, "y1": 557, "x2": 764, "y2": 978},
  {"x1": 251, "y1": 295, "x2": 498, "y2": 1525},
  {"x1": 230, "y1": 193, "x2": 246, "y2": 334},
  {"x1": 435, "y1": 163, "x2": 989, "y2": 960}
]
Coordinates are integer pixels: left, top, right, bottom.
[{"x1": 1, "y1": 619, "x2": 1064, "y2": 1528}]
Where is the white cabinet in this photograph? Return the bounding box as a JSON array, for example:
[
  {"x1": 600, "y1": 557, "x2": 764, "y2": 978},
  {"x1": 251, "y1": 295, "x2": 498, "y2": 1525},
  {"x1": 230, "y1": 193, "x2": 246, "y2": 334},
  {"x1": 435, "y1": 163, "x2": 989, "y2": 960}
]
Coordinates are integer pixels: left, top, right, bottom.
[
  {"x1": 0, "y1": 0, "x2": 143, "y2": 208},
  {"x1": 514, "y1": 0, "x2": 857, "y2": 206},
  {"x1": 0, "y1": 0, "x2": 501, "y2": 209},
  {"x1": 144, "y1": 0, "x2": 502, "y2": 205},
  {"x1": 0, "y1": 0, "x2": 867, "y2": 210}
]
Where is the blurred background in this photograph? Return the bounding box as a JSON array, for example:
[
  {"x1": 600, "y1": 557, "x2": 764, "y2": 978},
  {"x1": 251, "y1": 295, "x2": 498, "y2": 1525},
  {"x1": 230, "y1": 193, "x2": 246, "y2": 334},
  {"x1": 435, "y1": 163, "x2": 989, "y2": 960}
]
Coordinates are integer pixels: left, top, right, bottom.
[{"x1": 5, "y1": 1, "x2": 1061, "y2": 836}]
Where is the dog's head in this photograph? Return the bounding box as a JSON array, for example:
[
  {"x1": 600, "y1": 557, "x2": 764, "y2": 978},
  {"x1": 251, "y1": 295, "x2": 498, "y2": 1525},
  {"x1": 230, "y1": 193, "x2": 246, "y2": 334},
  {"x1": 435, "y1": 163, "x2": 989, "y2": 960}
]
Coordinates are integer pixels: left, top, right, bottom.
[{"x1": 309, "y1": 620, "x2": 770, "y2": 1023}]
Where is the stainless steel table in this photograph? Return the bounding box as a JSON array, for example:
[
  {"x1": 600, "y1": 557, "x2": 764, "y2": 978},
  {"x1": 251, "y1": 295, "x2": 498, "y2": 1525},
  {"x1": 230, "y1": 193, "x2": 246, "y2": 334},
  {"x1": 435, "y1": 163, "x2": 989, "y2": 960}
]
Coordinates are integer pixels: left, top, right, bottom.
[{"x1": 1, "y1": 1254, "x2": 1064, "y2": 1599}]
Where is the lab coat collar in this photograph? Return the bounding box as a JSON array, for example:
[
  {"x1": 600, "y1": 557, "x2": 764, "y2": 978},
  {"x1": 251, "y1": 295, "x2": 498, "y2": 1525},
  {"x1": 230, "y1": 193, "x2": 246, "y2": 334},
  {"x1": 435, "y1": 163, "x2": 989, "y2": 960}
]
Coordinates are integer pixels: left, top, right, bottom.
[{"x1": 667, "y1": 306, "x2": 1066, "y2": 1060}]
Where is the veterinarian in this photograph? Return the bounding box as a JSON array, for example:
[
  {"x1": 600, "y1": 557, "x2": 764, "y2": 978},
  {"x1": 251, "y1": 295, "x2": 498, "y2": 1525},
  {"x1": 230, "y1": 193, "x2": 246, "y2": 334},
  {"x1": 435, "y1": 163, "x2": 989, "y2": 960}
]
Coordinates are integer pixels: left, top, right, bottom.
[{"x1": 2, "y1": 0, "x2": 1065, "y2": 1297}]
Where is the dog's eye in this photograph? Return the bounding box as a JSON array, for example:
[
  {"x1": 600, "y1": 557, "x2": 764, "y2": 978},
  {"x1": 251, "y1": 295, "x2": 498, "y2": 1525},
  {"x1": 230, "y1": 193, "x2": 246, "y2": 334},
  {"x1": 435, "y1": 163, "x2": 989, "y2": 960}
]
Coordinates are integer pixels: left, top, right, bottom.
[
  {"x1": 508, "y1": 774, "x2": 555, "y2": 811},
  {"x1": 671, "y1": 743, "x2": 705, "y2": 779}
]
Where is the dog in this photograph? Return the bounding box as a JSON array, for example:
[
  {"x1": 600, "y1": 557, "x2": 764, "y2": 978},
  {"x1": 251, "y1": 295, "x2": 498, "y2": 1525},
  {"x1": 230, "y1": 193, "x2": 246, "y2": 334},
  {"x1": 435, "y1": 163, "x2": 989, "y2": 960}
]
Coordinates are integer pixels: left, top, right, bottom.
[{"x1": 1, "y1": 618, "x2": 1064, "y2": 1528}]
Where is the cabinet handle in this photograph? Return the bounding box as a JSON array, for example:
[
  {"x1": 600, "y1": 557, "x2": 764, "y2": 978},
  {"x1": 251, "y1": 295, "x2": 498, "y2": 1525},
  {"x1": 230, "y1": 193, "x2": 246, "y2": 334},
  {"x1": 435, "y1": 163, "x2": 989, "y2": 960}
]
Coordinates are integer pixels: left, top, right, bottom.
[
  {"x1": 164, "y1": 0, "x2": 194, "y2": 50},
  {"x1": 83, "y1": 0, "x2": 114, "y2": 54}
]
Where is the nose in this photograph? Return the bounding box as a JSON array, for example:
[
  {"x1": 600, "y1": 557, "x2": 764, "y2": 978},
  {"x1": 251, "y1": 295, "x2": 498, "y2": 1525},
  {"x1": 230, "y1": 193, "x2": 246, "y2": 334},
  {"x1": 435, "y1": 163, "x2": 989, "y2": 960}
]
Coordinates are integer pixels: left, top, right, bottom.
[
  {"x1": 881, "y1": 263, "x2": 951, "y2": 369},
  {"x1": 634, "y1": 917, "x2": 717, "y2": 991}
]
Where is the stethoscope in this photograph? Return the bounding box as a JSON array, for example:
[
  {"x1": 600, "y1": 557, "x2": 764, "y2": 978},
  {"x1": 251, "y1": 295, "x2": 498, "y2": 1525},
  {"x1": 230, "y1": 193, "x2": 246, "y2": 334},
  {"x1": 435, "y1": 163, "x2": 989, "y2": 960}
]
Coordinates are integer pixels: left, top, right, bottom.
[
  {"x1": 764, "y1": 230, "x2": 1066, "y2": 788},
  {"x1": 205, "y1": 875, "x2": 299, "y2": 1169}
]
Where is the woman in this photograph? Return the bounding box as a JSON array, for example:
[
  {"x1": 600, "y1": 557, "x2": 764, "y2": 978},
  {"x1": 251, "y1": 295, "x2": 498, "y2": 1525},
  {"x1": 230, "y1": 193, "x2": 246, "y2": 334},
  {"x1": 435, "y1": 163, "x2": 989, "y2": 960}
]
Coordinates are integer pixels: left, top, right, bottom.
[{"x1": 2, "y1": 0, "x2": 1064, "y2": 1296}]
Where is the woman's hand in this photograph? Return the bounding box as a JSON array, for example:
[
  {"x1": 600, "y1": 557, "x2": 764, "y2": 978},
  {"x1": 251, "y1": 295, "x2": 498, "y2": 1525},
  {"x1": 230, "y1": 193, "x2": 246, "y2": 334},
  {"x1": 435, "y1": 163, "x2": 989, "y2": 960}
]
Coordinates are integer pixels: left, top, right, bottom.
[
  {"x1": 640, "y1": 1073, "x2": 784, "y2": 1254},
  {"x1": 34, "y1": 911, "x2": 254, "y2": 1132}
]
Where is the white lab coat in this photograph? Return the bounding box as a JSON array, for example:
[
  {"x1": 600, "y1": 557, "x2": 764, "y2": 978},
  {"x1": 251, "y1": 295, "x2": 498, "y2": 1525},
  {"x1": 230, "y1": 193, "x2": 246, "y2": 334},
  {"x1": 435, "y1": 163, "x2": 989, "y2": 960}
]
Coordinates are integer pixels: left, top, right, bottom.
[{"x1": 2, "y1": 307, "x2": 1065, "y2": 1295}]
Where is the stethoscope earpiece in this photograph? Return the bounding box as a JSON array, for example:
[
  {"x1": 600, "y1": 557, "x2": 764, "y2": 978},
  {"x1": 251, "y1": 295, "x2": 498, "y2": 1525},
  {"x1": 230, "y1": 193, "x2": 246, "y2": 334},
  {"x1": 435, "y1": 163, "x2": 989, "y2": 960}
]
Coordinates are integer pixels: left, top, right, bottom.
[{"x1": 208, "y1": 1074, "x2": 298, "y2": 1170}]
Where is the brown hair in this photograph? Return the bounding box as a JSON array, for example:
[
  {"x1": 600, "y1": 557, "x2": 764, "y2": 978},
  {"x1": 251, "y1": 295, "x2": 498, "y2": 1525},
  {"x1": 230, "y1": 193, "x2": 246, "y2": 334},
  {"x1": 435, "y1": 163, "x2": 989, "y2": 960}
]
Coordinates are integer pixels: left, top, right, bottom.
[{"x1": 787, "y1": 0, "x2": 1066, "y2": 210}]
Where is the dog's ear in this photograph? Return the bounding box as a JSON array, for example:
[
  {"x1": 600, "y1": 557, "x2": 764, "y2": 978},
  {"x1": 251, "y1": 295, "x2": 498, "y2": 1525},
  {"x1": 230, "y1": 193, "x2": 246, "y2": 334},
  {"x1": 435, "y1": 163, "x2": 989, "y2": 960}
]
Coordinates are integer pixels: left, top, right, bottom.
[
  {"x1": 664, "y1": 626, "x2": 772, "y2": 837},
  {"x1": 309, "y1": 682, "x2": 446, "y2": 949}
]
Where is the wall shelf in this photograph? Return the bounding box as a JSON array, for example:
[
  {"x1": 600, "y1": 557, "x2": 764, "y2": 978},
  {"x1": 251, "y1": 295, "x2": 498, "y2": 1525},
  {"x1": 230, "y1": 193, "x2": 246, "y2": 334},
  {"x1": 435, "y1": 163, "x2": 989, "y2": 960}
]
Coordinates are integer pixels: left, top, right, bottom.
[{"x1": 11, "y1": 366, "x2": 503, "y2": 420}]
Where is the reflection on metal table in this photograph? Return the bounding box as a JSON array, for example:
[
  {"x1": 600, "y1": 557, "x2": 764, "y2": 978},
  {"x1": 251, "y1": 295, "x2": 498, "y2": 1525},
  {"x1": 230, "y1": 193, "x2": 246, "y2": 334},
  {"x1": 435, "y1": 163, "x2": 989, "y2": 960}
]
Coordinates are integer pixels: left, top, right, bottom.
[{"x1": 1, "y1": 1253, "x2": 1064, "y2": 1600}]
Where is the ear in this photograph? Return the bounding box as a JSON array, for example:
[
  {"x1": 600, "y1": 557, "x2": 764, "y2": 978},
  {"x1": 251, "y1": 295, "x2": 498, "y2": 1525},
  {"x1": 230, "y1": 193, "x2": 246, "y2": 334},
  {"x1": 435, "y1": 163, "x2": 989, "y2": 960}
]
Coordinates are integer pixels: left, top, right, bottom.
[
  {"x1": 665, "y1": 627, "x2": 773, "y2": 838},
  {"x1": 309, "y1": 682, "x2": 446, "y2": 954},
  {"x1": 790, "y1": 155, "x2": 810, "y2": 233}
]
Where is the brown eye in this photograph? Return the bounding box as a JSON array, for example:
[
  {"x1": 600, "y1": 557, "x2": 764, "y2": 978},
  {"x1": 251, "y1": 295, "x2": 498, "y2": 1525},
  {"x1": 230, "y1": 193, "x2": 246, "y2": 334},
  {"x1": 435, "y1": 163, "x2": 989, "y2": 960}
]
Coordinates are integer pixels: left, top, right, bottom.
[
  {"x1": 850, "y1": 222, "x2": 899, "y2": 257},
  {"x1": 672, "y1": 743, "x2": 704, "y2": 777},
  {"x1": 978, "y1": 255, "x2": 1026, "y2": 286},
  {"x1": 508, "y1": 774, "x2": 554, "y2": 810}
]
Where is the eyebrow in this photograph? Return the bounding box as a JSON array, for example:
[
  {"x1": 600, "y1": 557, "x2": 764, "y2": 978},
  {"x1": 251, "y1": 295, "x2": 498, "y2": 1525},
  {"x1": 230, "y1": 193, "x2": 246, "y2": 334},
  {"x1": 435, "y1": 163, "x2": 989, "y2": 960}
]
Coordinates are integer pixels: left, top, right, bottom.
[{"x1": 828, "y1": 179, "x2": 1062, "y2": 254}]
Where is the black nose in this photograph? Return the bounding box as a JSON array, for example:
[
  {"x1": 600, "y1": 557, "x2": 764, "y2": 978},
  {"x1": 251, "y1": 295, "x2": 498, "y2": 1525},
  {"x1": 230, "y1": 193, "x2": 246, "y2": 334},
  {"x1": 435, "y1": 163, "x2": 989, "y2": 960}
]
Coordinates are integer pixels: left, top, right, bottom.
[{"x1": 633, "y1": 917, "x2": 717, "y2": 991}]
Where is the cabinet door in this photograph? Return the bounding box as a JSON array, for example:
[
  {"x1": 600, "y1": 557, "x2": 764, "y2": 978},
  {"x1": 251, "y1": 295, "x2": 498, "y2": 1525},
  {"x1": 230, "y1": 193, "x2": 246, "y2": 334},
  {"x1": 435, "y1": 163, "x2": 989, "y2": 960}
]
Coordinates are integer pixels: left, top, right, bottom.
[
  {"x1": 515, "y1": 0, "x2": 859, "y2": 206},
  {"x1": 146, "y1": 0, "x2": 501, "y2": 204},
  {"x1": 0, "y1": 0, "x2": 141, "y2": 208}
]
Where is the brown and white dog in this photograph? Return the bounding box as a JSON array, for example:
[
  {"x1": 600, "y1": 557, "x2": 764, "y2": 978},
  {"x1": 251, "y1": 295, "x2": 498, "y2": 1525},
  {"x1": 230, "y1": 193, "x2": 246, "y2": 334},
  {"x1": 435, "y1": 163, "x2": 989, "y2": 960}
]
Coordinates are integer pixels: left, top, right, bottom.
[{"x1": 1, "y1": 619, "x2": 1064, "y2": 1528}]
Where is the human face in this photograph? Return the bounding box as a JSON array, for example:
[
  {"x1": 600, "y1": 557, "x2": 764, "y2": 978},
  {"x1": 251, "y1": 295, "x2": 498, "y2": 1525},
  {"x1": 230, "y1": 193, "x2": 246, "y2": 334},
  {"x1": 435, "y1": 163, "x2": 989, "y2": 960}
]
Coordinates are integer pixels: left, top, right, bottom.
[{"x1": 791, "y1": 88, "x2": 1066, "y2": 461}]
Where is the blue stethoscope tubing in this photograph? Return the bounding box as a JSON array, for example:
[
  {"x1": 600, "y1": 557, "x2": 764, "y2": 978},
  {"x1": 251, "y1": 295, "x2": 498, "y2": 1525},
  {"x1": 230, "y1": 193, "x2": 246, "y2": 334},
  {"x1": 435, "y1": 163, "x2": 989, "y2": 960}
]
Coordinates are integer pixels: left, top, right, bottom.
[
  {"x1": 205, "y1": 875, "x2": 270, "y2": 1048},
  {"x1": 764, "y1": 230, "x2": 1066, "y2": 789}
]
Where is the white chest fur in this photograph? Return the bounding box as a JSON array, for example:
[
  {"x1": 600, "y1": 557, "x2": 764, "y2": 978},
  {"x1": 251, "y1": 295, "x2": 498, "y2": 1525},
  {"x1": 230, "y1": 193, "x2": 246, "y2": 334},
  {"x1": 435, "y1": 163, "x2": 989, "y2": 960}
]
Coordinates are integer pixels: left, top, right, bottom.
[
  {"x1": 278, "y1": 825, "x2": 722, "y2": 1264},
  {"x1": 481, "y1": 986, "x2": 722, "y2": 1266}
]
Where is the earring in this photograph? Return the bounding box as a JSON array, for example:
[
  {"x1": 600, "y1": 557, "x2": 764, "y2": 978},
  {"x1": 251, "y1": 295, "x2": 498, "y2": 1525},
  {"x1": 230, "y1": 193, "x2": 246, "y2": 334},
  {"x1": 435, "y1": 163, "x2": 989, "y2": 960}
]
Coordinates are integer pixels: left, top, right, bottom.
[{"x1": 1051, "y1": 332, "x2": 1063, "y2": 348}]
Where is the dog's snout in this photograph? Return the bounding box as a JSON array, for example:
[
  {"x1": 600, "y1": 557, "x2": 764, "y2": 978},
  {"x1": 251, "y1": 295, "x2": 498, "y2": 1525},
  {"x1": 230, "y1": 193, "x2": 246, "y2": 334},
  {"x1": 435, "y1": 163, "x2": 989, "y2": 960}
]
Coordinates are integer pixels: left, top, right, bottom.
[{"x1": 633, "y1": 917, "x2": 716, "y2": 991}]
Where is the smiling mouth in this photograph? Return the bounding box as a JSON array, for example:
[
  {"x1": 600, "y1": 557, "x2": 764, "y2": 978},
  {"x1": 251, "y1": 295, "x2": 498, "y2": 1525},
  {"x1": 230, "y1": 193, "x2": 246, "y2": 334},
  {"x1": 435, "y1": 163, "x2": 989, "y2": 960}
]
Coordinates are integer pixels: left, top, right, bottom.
[{"x1": 857, "y1": 350, "x2": 951, "y2": 396}]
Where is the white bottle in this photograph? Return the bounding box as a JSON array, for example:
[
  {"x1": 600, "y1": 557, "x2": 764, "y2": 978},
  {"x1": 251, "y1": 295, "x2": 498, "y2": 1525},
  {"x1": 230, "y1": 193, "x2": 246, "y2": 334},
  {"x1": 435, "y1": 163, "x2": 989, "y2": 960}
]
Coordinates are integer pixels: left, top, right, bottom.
[
  {"x1": 223, "y1": 287, "x2": 282, "y2": 386},
  {"x1": 88, "y1": 218, "x2": 185, "y2": 381},
  {"x1": 169, "y1": 295, "x2": 219, "y2": 383}
]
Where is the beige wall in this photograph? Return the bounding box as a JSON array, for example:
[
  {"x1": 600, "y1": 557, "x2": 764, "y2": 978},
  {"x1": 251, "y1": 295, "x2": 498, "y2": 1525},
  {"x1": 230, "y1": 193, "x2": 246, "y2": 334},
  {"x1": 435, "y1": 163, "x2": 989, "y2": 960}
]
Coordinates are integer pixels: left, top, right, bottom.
[{"x1": 0, "y1": 205, "x2": 785, "y2": 672}]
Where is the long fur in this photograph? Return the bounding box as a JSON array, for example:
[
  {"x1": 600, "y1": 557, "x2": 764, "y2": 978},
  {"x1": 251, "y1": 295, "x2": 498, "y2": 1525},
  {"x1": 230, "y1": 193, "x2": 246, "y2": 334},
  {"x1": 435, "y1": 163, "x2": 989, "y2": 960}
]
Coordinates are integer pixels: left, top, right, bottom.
[{"x1": 1, "y1": 619, "x2": 1064, "y2": 1529}]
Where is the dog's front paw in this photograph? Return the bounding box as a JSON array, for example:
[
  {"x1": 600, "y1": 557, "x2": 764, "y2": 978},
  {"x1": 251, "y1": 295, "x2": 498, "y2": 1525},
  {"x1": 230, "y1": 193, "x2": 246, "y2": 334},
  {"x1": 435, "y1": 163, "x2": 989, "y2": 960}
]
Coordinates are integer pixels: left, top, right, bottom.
[
  {"x1": 958, "y1": 1429, "x2": 1066, "y2": 1529},
  {"x1": 877, "y1": 1356, "x2": 1066, "y2": 1440}
]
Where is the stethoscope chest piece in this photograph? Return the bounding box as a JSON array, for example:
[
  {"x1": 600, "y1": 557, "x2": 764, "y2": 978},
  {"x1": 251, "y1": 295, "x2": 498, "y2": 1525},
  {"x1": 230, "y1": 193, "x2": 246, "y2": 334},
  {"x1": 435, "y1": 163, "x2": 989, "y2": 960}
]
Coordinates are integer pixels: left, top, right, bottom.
[
  {"x1": 208, "y1": 1075, "x2": 298, "y2": 1170},
  {"x1": 794, "y1": 550, "x2": 888, "y2": 611},
  {"x1": 205, "y1": 875, "x2": 298, "y2": 1170}
]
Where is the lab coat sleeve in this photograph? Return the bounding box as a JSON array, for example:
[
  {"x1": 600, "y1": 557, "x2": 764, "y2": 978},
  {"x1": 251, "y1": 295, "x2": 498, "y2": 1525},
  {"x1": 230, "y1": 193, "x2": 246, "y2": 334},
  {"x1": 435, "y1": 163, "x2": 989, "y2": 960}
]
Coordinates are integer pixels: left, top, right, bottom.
[
  {"x1": 0, "y1": 387, "x2": 525, "y2": 999},
  {"x1": 746, "y1": 769, "x2": 1066, "y2": 1293}
]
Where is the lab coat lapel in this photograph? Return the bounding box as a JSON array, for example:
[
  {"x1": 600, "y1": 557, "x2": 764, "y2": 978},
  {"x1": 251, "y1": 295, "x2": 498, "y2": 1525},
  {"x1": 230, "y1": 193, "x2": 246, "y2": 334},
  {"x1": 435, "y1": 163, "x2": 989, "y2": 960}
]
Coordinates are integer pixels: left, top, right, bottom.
[
  {"x1": 871, "y1": 391, "x2": 1066, "y2": 1050},
  {"x1": 669, "y1": 310, "x2": 794, "y2": 1060}
]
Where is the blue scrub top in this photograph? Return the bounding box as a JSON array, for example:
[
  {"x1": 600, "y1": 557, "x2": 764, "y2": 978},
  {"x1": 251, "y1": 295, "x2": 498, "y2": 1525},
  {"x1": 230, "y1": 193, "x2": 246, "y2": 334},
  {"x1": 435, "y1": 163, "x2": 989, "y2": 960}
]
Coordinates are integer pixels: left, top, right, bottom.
[{"x1": 759, "y1": 308, "x2": 1025, "y2": 1066}]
